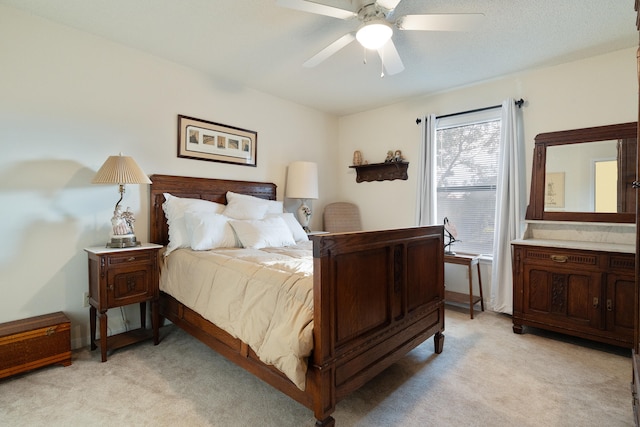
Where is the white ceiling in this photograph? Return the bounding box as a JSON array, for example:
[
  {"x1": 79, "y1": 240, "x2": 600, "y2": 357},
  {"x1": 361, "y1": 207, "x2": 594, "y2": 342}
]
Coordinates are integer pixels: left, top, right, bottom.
[{"x1": 2, "y1": 0, "x2": 637, "y2": 116}]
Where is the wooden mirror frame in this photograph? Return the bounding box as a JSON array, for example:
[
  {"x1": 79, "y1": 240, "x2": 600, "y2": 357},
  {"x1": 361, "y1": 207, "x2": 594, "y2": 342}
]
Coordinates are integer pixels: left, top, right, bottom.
[{"x1": 526, "y1": 121, "x2": 637, "y2": 223}]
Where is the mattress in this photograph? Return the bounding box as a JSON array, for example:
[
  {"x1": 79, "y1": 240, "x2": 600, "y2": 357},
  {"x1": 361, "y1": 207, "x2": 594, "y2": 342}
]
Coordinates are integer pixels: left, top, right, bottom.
[{"x1": 159, "y1": 241, "x2": 314, "y2": 390}]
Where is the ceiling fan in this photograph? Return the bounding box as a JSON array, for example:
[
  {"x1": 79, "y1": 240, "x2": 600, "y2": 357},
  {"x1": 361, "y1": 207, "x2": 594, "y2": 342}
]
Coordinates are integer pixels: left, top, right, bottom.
[{"x1": 277, "y1": 0, "x2": 484, "y2": 76}]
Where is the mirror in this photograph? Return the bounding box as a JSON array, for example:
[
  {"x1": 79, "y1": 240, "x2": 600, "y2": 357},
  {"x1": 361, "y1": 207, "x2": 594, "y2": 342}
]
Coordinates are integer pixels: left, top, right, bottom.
[{"x1": 526, "y1": 122, "x2": 637, "y2": 223}]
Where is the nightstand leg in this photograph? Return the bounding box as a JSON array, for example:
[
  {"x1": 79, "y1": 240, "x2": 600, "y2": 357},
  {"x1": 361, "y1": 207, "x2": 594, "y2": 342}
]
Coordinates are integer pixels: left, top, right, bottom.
[
  {"x1": 152, "y1": 299, "x2": 159, "y2": 345},
  {"x1": 90, "y1": 306, "x2": 97, "y2": 350},
  {"x1": 139, "y1": 301, "x2": 146, "y2": 329},
  {"x1": 98, "y1": 310, "x2": 108, "y2": 362}
]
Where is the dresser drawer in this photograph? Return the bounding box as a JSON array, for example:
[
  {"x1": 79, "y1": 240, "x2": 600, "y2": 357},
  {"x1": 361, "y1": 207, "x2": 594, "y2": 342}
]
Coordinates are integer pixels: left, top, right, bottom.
[
  {"x1": 609, "y1": 253, "x2": 635, "y2": 273},
  {"x1": 0, "y1": 312, "x2": 71, "y2": 379},
  {"x1": 520, "y1": 247, "x2": 601, "y2": 270}
]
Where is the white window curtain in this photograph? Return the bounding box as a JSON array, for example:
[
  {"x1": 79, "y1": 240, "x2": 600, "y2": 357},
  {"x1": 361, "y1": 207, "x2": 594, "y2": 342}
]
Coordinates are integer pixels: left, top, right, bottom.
[
  {"x1": 415, "y1": 114, "x2": 437, "y2": 225},
  {"x1": 490, "y1": 98, "x2": 526, "y2": 314}
]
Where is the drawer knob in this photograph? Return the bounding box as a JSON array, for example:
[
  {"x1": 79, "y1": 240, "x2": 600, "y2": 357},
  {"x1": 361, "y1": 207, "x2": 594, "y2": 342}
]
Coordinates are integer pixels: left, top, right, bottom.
[
  {"x1": 550, "y1": 255, "x2": 568, "y2": 263},
  {"x1": 127, "y1": 257, "x2": 136, "y2": 262}
]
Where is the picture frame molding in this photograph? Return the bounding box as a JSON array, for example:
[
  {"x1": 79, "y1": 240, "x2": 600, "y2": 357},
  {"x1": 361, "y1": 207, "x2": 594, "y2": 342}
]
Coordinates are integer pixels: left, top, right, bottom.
[{"x1": 177, "y1": 115, "x2": 257, "y2": 167}]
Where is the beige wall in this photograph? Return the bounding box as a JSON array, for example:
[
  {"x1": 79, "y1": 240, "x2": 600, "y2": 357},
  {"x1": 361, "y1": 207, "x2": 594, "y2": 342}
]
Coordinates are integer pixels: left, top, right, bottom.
[
  {"x1": 0, "y1": 5, "x2": 339, "y2": 347},
  {"x1": 337, "y1": 47, "x2": 637, "y2": 231}
]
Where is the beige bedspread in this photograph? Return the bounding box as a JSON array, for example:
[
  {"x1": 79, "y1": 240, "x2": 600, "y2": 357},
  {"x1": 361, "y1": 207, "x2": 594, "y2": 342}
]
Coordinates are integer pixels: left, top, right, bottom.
[{"x1": 160, "y1": 242, "x2": 314, "y2": 390}]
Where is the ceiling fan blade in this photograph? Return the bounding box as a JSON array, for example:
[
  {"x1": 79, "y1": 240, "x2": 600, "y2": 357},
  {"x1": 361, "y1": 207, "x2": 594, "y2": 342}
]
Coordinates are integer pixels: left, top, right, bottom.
[
  {"x1": 398, "y1": 13, "x2": 484, "y2": 31},
  {"x1": 277, "y1": 0, "x2": 356, "y2": 20},
  {"x1": 303, "y1": 33, "x2": 356, "y2": 68},
  {"x1": 377, "y1": 39, "x2": 404, "y2": 75}
]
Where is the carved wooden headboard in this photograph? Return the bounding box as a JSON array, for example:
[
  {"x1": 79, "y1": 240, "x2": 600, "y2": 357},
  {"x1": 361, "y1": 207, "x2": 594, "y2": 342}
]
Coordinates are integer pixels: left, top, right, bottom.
[{"x1": 149, "y1": 174, "x2": 277, "y2": 246}]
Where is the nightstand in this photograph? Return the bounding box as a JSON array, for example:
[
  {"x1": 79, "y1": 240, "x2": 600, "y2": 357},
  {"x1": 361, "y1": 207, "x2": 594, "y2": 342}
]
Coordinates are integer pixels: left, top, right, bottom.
[{"x1": 84, "y1": 243, "x2": 162, "y2": 362}]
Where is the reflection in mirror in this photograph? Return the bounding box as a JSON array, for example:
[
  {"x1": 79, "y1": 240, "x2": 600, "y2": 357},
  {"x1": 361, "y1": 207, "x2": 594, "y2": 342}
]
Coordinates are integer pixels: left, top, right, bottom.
[
  {"x1": 526, "y1": 122, "x2": 637, "y2": 223},
  {"x1": 594, "y1": 159, "x2": 617, "y2": 212},
  {"x1": 545, "y1": 140, "x2": 618, "y2": 213}
]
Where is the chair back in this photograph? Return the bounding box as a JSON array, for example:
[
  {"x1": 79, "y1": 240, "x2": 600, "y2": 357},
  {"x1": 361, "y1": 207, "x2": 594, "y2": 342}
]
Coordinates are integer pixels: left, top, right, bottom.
[{"x1": 323, "y1": 202, "x2": 362, "y2": 232}]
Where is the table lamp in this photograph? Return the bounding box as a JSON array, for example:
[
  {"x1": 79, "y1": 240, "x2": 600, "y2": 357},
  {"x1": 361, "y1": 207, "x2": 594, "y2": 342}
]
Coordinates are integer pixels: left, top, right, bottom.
[
  {"x1": 286, "y1": 161, "x2": 318, "y2": 232},
  {"x1": 92, "y1": 153, "x2": 152, "y2": 248}
]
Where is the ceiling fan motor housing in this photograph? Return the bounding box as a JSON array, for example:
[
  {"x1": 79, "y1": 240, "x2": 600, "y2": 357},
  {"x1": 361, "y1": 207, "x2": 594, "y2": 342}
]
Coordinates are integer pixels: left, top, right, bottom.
[
  {"x1": 356, "y1": 3, "x2": 393, "y2": 49},
  {"x1": 357, "y1": 2, "x2": 389, "y2": 23}
]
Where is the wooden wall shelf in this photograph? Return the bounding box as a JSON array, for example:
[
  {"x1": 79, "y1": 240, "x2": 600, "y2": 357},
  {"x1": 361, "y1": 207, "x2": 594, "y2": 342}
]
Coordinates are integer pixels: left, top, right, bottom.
[{"x1": 349, "y1": 161, "x2": 409, "y2": 183}]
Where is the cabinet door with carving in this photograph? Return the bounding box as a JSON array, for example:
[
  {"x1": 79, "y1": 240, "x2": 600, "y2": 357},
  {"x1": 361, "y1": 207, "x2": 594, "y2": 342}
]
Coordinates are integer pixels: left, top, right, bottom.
[
  {"x1": 105, "y1": 252, "x2": 155, "y2": 307},
  {"x1": 606, "y1": 272, "x2": 634, "y2": 345},
  {"x1": 522, "y1": 264, "x2": 603, "y2": 332}
]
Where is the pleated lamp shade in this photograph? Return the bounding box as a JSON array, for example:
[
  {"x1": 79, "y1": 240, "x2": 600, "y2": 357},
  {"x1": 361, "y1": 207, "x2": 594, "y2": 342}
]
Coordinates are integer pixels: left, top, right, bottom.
[{"x1": 92, "y1": 154, "x2": 151, "y2": 185}]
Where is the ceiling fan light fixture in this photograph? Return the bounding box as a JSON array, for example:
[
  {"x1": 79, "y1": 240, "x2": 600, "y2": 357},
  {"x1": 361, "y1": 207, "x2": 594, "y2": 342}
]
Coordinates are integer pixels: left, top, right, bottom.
[{"x1": 356, "y1": 20, "x2": 392, "y2": 50}]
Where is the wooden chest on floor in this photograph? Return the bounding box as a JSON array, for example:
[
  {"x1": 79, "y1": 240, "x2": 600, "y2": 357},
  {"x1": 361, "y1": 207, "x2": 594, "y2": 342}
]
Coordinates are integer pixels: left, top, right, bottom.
[{"x1": 0, "y1": 312, "x2": 72, "y2": 379}]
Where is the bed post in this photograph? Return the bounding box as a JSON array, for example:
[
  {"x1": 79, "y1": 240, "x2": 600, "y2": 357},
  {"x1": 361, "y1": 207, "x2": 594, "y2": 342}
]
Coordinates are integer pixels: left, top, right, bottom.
[{"x1": 310, "y1": 255, "x2": 336, "y2": 427}]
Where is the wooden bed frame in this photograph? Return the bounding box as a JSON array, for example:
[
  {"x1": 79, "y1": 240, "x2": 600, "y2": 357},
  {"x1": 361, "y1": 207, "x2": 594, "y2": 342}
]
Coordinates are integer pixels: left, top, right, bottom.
[{"x1": 149, "y1": 174, "x2": 445, "y2": 426}]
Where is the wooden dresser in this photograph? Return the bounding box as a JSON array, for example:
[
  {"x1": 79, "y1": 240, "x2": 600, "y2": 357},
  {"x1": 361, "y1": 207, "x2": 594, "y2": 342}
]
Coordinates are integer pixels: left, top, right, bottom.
[{"x1": 512, "y1": 242, "x2": 634, "y2": 348}]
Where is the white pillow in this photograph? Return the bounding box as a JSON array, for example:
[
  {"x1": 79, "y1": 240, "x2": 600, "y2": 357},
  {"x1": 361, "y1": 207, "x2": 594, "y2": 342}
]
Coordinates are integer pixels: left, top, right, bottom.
[
  {"x1": 223, "y1": 191, "x2": 283, "y2": 220},
  {"x1": 267, "y1": 213, "x2": 308, "y2": 243},
  {"x1": 184, "y1": 212, "x2": 238, "y2": 250},
  {"x1": 229, "y1": 217, "x2": 296, "y2": 249},
  {"x1": 162, "y1": 193, "x2": 226, "y2": 254}
]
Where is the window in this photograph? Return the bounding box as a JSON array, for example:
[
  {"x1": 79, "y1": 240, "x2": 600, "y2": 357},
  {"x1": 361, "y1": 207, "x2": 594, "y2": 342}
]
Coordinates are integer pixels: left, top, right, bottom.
[{"x1": 436, "y1": 109, "x2": 501, "y2": 255}]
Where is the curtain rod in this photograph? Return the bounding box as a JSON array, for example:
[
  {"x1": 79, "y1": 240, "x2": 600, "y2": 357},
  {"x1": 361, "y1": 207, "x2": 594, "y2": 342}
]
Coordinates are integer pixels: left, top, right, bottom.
[{"x1": 415, "y1": 98, "x2": 525, "y2": 125}]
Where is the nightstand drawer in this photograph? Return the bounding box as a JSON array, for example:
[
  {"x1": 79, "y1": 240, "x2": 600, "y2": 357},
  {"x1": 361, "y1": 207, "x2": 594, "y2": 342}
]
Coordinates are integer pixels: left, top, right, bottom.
[{"x1": 107, "y1": 251, "x2": 153, "y2": 267}]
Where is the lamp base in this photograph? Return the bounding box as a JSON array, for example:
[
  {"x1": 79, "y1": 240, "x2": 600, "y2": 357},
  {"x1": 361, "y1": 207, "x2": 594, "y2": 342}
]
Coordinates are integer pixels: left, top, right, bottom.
[
  {"x1": 106, "y1": 234, "x2": 141, "y2": 248},
  {"x1": 297, "y1": 202, "x2": 311, "y2": 232}
]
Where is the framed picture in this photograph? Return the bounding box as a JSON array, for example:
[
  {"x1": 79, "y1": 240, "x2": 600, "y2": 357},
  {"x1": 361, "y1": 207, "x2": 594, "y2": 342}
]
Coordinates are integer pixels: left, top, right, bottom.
[
  {"x1": 177, "y1": 115, "x2": 257, "y2": 167},
  {"x1": 544, "y1": 172, "x2": 565, "y2": 209}
]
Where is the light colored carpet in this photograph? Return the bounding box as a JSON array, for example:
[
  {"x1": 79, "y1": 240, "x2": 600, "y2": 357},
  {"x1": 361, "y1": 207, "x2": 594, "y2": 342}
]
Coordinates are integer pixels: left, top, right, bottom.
[{"x1": 0, "y1": 307, "x2": 633, "y2": 426}]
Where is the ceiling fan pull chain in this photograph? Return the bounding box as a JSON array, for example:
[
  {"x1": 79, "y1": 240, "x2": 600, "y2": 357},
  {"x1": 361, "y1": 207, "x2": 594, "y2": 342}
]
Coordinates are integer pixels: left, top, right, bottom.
[
  {"x1": 363, "y1": 47, "x2": 367, "y2": 64},
  {"x1": 380, "y1": 50, "x2": 385, "y2": 78}
]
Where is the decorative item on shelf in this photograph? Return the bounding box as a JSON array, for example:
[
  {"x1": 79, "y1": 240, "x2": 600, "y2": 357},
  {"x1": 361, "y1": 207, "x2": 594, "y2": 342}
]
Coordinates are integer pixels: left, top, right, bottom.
[
  {"x1": 384, "y1": 149, "x2": 405, "y2": 163},
  {"x1": 443, "y1": 217, "x2": 459, "y2": 255},
  {"x1": 92, "y1": 153, "x2": 152, "y2": 248},
  {"x1": 286, "y1": 161, "x2": 319, "y2": 233},
  {"x1": 384, "y1": 150, "x2": 394, "y2": 162},
  {"x1": 353, "y1": 150, "x2": 363, "y2": 166}
]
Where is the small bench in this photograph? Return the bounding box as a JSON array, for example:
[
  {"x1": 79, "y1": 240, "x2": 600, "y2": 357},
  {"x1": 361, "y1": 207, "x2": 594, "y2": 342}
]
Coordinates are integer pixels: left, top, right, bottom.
[{"x1": 444, "y1": 253, "x2": 485, "y2": 319}]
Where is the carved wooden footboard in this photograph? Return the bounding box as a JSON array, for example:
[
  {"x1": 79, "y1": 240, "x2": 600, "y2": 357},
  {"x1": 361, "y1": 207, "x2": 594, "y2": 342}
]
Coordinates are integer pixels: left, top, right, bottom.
[
  {"x1": 149, "y1": 175, "x2": 444, "y2": 426},
  {"x1": 310, "y1": 227, "x2": 445, "y2": 424}
]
